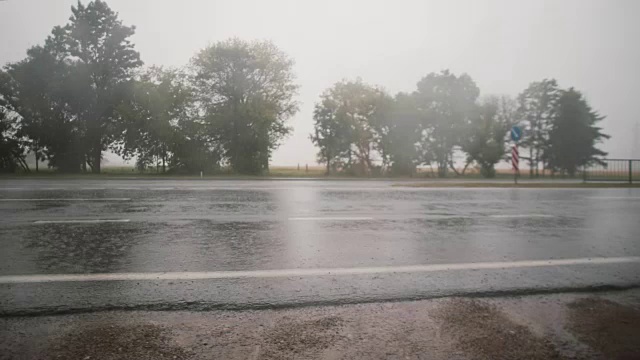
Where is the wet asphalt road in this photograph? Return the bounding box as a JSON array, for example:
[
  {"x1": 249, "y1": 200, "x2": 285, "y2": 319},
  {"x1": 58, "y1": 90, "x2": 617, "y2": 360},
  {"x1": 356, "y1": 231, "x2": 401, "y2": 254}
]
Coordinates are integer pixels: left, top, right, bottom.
[{"x1": 1, "y1": 179, "x2": 639, "y2": 315}]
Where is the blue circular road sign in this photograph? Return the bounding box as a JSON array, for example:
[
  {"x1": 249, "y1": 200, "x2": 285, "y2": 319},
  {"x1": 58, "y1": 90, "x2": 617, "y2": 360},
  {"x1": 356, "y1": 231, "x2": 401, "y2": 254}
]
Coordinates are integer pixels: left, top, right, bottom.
[{"x1": 511, "y1": 125, "x2": 522, "y2": 142}]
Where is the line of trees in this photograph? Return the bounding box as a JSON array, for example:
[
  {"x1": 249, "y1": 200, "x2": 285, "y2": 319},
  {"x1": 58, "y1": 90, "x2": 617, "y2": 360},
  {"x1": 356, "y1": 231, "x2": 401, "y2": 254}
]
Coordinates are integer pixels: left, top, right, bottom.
[
  {"x1": 0, "y1": 1, "x2": 609, "y2": 177},
  {"x1": 0, "y1": 0, "x2": 298, "y2": 174},
  {"x1": 310, "y1": 74, "x2": 609, "y2": 177}
]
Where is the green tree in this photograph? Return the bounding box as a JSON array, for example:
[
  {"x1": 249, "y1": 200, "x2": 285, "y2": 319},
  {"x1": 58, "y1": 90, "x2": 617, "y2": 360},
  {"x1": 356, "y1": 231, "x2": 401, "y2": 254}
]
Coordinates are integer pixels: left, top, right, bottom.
[
  {"x1": 52, "y1": 0, "x2": 143, "y2": 173},
  {"x1": 1, "y1": 51, "x2": 50, "y2": 172},
  {"x1": 169, "y1": 121, "x2": 222, "y2": 175},
  {"x1": 372, "y1": 92, "x2": 421, "y2": 176},
  {"x1": 463, "y1": 96, "x2": 515, "y2": 178},
  {"x1": 191, "y1": 39, "x2": 298, "y2": 174},
  {"x1": 310, "y1": 79, "x2": 388, "y2": 175},
  {"x1": 0, "y1": 117, "x2": 29, "y2": 173},
  {"x1": 545, "y1": 88, "x2": 609, "y2": 176},
  {"x1": 517, "y1": 79, "x2": 559, "y2": 177},
  {"x1": 0, "y1": 88, "x2": 29, "y2": 173},
  {"x1": 0, "y1": 47, "x2": 87, "y2": 173},
  {"x1": 413, "y1": 70, "x2": 480, "y2": 177},
  {"x1": 116, "y1": 67, "x2": 194, "y2": 173},
  {"x1": 310, "y1": 89, "x2": 352, "y2": 175}
]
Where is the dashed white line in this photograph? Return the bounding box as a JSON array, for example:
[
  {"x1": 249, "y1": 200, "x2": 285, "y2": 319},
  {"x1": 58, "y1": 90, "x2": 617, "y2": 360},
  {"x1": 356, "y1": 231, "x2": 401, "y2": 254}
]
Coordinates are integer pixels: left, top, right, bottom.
[
  {"x1": 33, "y1": 219, "x2": 131, "y2": 224},
  {"x1": 288, "y1": 217, "x2": 374, "y2": 221},
  {"x1": 489, "y1": 214, "x2": 555, "y2": 219},
  {"x1": 0, "y1": 198, "x2": 130, "y2": 202},
  {"x1": 1, "y1": 256, "x2": 638, "y2": 284}
]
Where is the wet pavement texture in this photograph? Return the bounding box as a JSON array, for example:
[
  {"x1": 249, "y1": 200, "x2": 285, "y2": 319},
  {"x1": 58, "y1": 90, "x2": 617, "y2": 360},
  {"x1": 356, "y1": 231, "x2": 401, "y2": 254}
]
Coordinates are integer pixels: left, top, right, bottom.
[
  {"x1": 3, "y1": 290, "x2": 640, "y2": 359},
  {"x1": 1, "y1": 179, "x2": 640, "y2": 315}
]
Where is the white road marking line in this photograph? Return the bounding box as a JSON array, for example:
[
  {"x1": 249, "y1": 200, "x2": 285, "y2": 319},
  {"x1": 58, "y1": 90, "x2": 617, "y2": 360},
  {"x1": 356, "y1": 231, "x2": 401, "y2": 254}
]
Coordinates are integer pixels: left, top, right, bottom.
[
  {"x1": 288, "y1": 217, "x2": 374, "y2": 221},
  {"x1": 1, "y1": 256, "x2": 638, "y2": 284},
  {"x1": 586, "y1": 196, "x2": 640, "y2": 200},
  {"x1": 0, "y1": 188, "x2": 82, "y2": 191},
  {"x1": 489, "y1": 214, "x2": 555, "y2": 219},
  {"x1": 0, "y1": 198, "x2": 130, "y2": 202},
  {"x1": 33, "y1": 219, "x2": 131, "y2": 224}
]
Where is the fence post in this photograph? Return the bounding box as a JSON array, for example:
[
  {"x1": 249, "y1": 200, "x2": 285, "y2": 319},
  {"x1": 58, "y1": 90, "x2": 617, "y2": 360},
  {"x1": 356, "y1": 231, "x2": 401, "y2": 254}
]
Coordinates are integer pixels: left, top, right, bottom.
[{"x1": 630, "y1": 160, "x2": 633, "y2": 184}]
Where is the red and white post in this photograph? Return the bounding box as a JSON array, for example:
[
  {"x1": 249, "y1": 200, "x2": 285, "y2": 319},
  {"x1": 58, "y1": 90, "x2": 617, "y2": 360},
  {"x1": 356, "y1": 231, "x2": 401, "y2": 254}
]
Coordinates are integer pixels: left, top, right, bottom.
[{"x1": 512, "y1": 144, "x2": 520, "y2": 184}]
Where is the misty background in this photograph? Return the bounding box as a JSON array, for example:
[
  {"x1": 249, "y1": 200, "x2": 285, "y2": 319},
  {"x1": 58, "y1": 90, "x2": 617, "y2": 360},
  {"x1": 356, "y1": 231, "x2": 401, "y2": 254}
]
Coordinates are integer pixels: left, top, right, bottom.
[{"x1": 1, "y1": 0, "x2": 638, "y2": 166}]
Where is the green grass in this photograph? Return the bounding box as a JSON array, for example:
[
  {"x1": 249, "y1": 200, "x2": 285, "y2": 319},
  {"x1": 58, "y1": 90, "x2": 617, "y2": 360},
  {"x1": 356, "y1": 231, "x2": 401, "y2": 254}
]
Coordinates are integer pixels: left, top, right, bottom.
[
  {"x1": 3, "y1": 166, "x2": 638, "y2": 185},
  {"x1": 1, "y1": 165, "x2": 328, "y2": 179}
]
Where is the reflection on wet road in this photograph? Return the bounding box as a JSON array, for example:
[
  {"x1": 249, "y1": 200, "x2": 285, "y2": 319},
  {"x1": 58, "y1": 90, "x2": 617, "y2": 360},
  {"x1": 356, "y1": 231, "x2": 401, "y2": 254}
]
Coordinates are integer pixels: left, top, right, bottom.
[{"x1": 1, "y1": 179, "x2": 639, "y2": 314}]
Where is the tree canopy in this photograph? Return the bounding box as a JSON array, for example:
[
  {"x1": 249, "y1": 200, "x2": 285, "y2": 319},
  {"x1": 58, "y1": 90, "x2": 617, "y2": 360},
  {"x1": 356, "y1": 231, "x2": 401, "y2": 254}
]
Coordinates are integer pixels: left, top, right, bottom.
[
  {"x1": 414, "y1": 70, "x2": 480, "y2": 177},
  {"x1": 463, "y1": 96, "x2": 516, "y2": 178},
  {"x1": 545, "y1": 88, "x2": 609, "y2": 176},
  {"x1": 191, "y1": 39, "x2": 299, "y2": 174},
  {"x1": 0, "y1": 1, "x2": 611, "y2": 177},
  {"x1": 310, "y1": 79, "x2": 389, "y2": 175},
  {"x1": 517, "y1": 79, "x2": 560, "y2": 177}
]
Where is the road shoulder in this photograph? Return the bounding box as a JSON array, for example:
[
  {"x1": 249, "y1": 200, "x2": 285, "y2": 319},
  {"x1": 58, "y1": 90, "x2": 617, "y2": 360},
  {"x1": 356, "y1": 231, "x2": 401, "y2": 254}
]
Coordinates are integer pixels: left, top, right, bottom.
[{"x1": 3, "y1": 289, "x2": 640, "y2": 360}]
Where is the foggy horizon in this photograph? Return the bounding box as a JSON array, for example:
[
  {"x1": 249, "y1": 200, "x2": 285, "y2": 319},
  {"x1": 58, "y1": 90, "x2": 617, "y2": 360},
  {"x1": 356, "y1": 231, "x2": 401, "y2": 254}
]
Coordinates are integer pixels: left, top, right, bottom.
[{"x1": 1, "y1": 0, "x2": 638, "y2": 166}]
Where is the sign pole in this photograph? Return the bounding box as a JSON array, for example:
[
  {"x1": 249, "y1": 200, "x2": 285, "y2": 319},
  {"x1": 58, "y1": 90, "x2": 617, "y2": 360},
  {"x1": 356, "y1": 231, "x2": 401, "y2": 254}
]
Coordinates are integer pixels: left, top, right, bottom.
[
  {"x1": 512, "y1": 144, "x2": 519, "y2": 184},
  {"x1": 510, "y1": 125, "x2": 522, "y2": 185}
]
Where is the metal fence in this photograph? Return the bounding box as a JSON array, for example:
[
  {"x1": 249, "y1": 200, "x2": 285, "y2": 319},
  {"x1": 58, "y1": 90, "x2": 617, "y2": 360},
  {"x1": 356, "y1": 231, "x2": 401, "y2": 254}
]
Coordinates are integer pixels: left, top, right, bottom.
[{"x1": 583, "y1": 159, "x2": 640, "y2": 182}]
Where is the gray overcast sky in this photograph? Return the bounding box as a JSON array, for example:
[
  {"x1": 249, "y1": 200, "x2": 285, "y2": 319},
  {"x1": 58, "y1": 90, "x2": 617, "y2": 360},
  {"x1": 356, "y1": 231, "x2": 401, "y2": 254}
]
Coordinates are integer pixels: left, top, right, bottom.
[{"x1": 1, "y1": 0, "x2": 639, "y2": 165}]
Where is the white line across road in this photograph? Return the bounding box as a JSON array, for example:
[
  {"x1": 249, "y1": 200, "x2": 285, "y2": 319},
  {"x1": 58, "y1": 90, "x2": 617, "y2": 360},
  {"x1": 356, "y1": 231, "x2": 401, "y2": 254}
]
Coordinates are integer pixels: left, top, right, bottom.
[
  {"x1": 489, "y1": 214, "x2": 555, "y2": 219},
  {"x1": 288, "y1": 217, "x2": 374, "y2": 221},
  {"x1": 586, "y1": 196, "x2": 640, "y2": 200},
  {"x1": 1, "y1": 256, "x2": 639, "y2": 284},
  {"x1": 33, "y1": 219, "x2": 131, "y2": 224},
  {"x1": 0, "y1": 198, "x2": 130, "y2": 202}
]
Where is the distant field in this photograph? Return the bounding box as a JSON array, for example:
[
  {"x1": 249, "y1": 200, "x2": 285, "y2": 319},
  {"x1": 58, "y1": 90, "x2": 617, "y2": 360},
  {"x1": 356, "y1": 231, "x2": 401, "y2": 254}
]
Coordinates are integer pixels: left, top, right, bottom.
[
  {"x1": 3, "y1": 165, "x2": 328, "y2": 178},
  {"x1": 268, "y1": 166, "x2": 326, "y2": 177},
  {"x1": 5, "y1": 165, "x2": 637, "y2": 182}
]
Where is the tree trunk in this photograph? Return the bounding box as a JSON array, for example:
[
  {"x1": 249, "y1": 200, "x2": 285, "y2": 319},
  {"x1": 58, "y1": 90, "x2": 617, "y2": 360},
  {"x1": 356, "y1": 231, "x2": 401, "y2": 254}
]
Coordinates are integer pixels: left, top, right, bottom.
[
  {"x1": 92, "y1": 146, "x2": 101, "y2": 174},
  {"x1": 34, "y1": 142, "x2": 39, "y2": 173},
  {"x1": 262, "y1": 150, "x2": 269, "y2": 173},
  {"x1": 449, "y1": 159, "x2": 471, "y2": 176},
  {"x1": 536, "y1": 148, "x2": 540, "y2": 177},
  {"x1": 17, "y1": 155, "x2": 30, "y2": 172},
  {"x1": 85, "y1": 153, "x2": 93, "y2": 172},
  {"x1": 325, "y1": 149, "x2": 331, "y2": 175},
  {"x1": 437, "y1": 151, "x2": 449, "y2": 178},
  {"x1": 365, "y1": 155, "x2": 373, "y2": 175},
  {"x1": 438, "y1": 159, "x2": 447, "y2": 178},
  {"x1": 162, "y1": 148, "x2": 166, "y2": 173}
]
